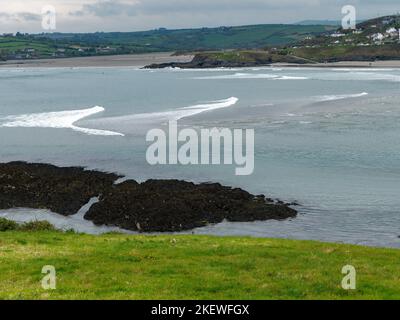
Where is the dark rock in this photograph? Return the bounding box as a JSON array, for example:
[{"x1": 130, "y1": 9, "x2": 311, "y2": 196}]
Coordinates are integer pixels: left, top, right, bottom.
[
  {"x1": 0, "y1": 162, "x2": 119, "y2": 215},
  {"x1": 85, "y1": 179, "x2": 297, "y2": 232},
  {"x1": 145, "y1": 52, "x2": 310, "y2": 69},
  {"x1": 0, "y1": 162, "x2": 297, "y2": 232}
]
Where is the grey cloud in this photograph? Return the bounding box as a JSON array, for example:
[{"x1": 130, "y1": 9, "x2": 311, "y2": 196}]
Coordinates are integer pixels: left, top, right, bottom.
[
  {"x1": 0, "y1": 12, "x2": 41, "y2": 22},
  {"x1": 70, "y1": 0, "x2": 320, "y2": 17},
  {"x1": 4, "y1": 0, "x2": 400, "y2": 33},
  {"x1": 17, "y1": 13, "x2": 42, "y2": 22},
  {"x1": 71, "y1": 1, "x2": 139, "y2": 17}
]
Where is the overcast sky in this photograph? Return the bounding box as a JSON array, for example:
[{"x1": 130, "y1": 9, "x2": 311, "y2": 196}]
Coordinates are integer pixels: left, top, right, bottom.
[{"x1": 0, "y1": 0, "x2": 398, "y2": 33}]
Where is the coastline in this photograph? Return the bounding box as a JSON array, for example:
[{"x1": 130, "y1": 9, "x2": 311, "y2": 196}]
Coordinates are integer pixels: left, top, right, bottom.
[
  {"x1": 1, "y1": 53, "x2": 400, "y2": 69},
  {"x1": 145, "y1": 56, "x2": 400, "y2": 69},
  {"x1": 0, "y1": 52, "x2": 194, "y2": 68}
]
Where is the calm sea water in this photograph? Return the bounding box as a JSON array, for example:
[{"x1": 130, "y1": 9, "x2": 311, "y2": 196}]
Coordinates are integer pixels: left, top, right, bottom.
[{"x1": 1, "y1": 66, "x2": 400, "y2": 247}]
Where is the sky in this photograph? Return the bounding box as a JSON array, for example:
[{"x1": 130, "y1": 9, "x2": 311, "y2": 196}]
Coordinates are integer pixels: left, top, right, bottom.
[{"x1": 0, "y1": 0, "x2": 398, "y2": 33}]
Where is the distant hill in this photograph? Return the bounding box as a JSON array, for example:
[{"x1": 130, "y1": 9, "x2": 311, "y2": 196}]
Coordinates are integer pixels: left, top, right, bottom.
[
  {"x1": 290, "y1": 15, "x2": 400, "y2": 63},
  {"x1": 297, "y1": 20, "x2": 366, "y2": 26},
  {"x1": 41, "y1": 24, "x2": 336, "y2": 50},
  {"x1": 296, "y1": 20, "x2": 341, "y2": 26},
  {"x1": 147, "y1": 15, "x2": 400, "y2": 69},
  {"x1": 0, "y1": 24, "x2": 336, "y2": 61}
]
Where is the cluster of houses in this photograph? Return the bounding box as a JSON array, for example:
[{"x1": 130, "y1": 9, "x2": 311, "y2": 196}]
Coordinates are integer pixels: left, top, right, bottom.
[
  {"x1": 370, "y1": 27, "x2": 399, "y2": 44},
  {"x1": 326, "y1": 24, "x2": 400, "y2": 47},
  {"x1": 298, "y1": 16, "x2": 400, "y2": 49}
]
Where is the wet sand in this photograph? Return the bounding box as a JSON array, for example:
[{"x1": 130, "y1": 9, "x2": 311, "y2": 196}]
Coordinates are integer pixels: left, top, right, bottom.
[
  {"x1": 0, "y1": 52, "x2": 194, "y2": 68},
  {"x1": 2, "y1": 53, "x2": 399, "y2": 69}
]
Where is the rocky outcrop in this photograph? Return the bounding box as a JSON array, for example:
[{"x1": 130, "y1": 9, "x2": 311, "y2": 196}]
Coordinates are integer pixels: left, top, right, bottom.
[
  {"x1": 0, "y1": 162, "x2": 119, "y2": 216},
  {"x1": 145, "y1": 52, "x2": 310, "y2": 69},
  {"x1": 0, "y1": 162, "x2": 297, "y2": 232},
  {"x1": 85, "y1": 180, "x2": 297, "y2": 232}
]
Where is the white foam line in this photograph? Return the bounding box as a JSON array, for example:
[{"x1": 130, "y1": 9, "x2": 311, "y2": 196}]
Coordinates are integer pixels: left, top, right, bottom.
[
  {"x1": 92, "y1": 97, "x2": 239, "y2": 125},
  {"x1": 194, "y1": 73, "x2": 279, "y2": 80},
  {"x1": 315, "y1": 92, "x2": 369, "y2": 102},
  {"x1": 178, "y1": 97, "x2": 239, "y2": 119},
  {"x1": 0, "y1": 106, "x2": 124, "y2": 136},
  {"x1": 194, "y1": 73, "x2": 308, "y2": 80}
]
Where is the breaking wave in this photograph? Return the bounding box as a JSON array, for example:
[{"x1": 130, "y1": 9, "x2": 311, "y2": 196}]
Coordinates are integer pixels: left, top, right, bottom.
[
  {"x1": 194, "y1": 73, "x2": 308, "y2": 80},
  {"x1": 0, "y1": 106, "x2": 124, "y2": 136},
  {"x1": 89, "y1": 97, "x2": 239, "y2": 128},
  {"x1": 315, "y1": 92, "x2": 369, "y2": 102}
]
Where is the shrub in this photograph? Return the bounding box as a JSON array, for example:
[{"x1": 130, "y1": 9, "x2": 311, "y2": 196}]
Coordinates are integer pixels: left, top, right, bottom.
[
  {"x1": 18, "y1": 220, "x2": 58, "y2": 232},
  {"x1": 0, "y1": 218, "x2": 19, "y2": 231}
]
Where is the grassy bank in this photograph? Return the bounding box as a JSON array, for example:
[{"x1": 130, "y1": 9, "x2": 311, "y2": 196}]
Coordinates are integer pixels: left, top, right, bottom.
[{"x1": 0, "y1": 231, "x2": 399, "y2": 300}]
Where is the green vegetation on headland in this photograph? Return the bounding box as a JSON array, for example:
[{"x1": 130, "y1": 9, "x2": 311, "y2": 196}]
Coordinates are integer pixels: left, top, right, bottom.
[
  {"x1": 146, "y1": 15, "x2": 400, "y2": 68},
  {"x1": 1, "y1": 221, "x2": 400, "y2": 300},
  {"x1": 146, "y1": 50, "x2": 313, "y2": 68}
]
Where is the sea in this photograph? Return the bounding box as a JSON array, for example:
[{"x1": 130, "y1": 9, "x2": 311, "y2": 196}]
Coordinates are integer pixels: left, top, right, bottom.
[{"x1": 0, "y1": 66, "x2": 400, "y2": 248}]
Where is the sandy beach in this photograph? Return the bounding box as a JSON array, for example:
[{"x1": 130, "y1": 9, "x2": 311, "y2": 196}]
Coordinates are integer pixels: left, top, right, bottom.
[
  {"x1": 0, "y1": 52, "x2": 194, "y2": 68},
  {"x1": 1, "y1": 53, "x2": 400, "y2": 69}
]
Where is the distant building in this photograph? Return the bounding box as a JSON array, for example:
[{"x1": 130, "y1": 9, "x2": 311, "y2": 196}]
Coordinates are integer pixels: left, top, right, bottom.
[
  {"x1": 386, "y1": 27, "x2": 398, "y2": 38},
  {"x1": 371, "y1": 33, "x2": 384, "y2": 41},
  {"x1": 331, "y1": 32, "x2": 345, "y2": 38},
  {"x1": 96, "y1": 46, "x2": 116, "y2": 54}
]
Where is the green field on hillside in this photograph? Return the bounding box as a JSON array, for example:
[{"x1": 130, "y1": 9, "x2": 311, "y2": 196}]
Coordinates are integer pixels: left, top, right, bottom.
[
  {"x1": 51, "y1": 24, "x2": 333, "y2": 50},
  {"x1": 0, "y1": 24, "x2": 334, "y2": 60},
  {"x1": 1, "y1": 230, "x2": 399, "y2": 300}
]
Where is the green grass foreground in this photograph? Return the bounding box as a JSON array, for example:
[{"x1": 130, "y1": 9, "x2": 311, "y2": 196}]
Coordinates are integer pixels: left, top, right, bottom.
[{"x1": 0, "y1": 231, "x2": 399, "y2": 300}]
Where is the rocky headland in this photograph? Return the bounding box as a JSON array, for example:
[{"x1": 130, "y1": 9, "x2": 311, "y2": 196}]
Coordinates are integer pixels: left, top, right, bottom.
[
  {"x1": 0, "y1": 162, "x2": 297, "y2": 232},
  {"x1": 145, "y1": 51, "x2": 311, "y2": 69}
]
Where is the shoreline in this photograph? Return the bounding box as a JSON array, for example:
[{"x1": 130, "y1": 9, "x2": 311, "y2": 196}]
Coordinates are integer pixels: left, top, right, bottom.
[
  {"x1": 1, "y1": 53, "x2": 400, "y2": 69},
  {"x1": 0, "y1": 52, "x2": 194, "y2": 68}
]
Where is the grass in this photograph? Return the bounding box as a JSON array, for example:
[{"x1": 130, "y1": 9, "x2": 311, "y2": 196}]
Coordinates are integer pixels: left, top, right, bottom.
[
  {"x1": 291, "y1": 44, "x2": 400, "y2": 62},
  {"x1": 0, "y1": 230, "x2": 400, "y2": 300}
]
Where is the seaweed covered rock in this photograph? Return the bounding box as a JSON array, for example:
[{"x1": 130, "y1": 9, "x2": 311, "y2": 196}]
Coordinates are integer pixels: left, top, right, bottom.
[
  {"x1": 0, "y1": 162, "x2": 119, "y2": 215},
  {"x1": 85, "y1": 179, "x2": 297, "y2": 232},
  {"x1": 0, "y1": 162, "x2": 297, "y2": 232}
]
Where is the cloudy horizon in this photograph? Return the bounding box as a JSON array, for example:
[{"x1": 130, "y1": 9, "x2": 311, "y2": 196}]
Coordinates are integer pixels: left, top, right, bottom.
[{"x1": 0, "y1": 0, "x2": 398, "y2": 33}]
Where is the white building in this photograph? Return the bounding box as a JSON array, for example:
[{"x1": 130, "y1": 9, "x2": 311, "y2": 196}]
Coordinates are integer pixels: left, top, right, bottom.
[
  {"x1": 386, "y1": 27, "x2": 399, "y2": 38},
  {"x1": 331, "y1": 32, "x2": 345, "y2": 38},
  {"x1": 371, "y1": 33, "x2": 384, "y2": 41}
]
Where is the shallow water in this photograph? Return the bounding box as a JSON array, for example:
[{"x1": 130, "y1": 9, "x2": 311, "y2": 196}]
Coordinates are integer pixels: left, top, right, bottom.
[{"x1": 1, "y1": 66, "x2": 400, "y2": 248}]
